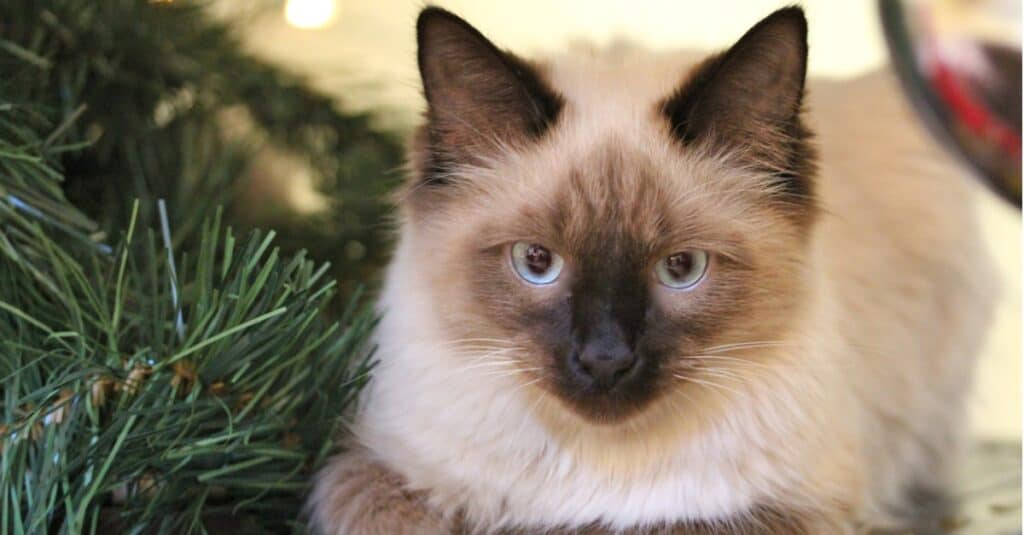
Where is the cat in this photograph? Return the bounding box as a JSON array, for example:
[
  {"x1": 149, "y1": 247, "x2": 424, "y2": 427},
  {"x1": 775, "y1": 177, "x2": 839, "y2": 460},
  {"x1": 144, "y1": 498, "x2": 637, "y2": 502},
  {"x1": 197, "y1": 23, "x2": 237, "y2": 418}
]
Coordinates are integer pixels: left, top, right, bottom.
[{"x1": 308, "y1": 6, "x2": 998, "y2": 534}]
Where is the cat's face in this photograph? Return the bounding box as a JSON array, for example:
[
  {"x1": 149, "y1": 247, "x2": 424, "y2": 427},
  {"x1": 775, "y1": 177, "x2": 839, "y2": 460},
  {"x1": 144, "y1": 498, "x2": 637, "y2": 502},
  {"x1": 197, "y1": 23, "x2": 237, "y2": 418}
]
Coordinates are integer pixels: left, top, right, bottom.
[{"x1": 401, "y1": 7, "x2": 816, "y2": 424}]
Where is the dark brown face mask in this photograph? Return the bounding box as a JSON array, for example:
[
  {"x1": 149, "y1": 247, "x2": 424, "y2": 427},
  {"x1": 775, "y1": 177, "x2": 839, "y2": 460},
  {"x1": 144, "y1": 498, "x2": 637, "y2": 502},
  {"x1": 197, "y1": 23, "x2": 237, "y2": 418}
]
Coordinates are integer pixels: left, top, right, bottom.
[{"x1": 880, "y1": 0, "x2": 1022, "y2": 208}]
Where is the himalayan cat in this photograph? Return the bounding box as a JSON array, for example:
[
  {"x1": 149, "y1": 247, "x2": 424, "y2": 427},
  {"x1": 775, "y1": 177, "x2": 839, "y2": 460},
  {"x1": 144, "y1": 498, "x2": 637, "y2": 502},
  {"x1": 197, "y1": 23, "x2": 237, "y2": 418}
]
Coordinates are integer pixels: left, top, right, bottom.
[{"x1": 309, "y1": 6, "x2": 997, "y2": 534}]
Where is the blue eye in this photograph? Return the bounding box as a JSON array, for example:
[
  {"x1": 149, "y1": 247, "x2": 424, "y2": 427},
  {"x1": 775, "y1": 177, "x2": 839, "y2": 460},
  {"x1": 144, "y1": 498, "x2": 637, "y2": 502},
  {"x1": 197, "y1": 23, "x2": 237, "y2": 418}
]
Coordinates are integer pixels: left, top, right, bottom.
[
  {"x1": 654, "y1": 250, "x2": 709, "y2": 289},
  {"x1": 511, "y1": 242, "x2": 564, "y2": 285}
]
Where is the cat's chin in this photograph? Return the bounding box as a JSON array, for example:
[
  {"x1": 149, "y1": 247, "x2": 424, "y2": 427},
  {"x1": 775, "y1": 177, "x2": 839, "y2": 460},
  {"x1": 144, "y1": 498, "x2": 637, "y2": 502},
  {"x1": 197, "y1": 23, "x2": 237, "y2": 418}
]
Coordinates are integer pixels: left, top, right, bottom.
[{"x1": 547, "y1": 382, "x2": 663, "y2": 425}]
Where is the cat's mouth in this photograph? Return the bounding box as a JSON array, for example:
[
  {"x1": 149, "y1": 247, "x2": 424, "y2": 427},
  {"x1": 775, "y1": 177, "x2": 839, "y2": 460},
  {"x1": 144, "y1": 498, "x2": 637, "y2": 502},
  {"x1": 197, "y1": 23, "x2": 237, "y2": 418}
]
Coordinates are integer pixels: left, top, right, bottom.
[{"x1": 546, "y1": 351, "x2": 663, "y2": 424}]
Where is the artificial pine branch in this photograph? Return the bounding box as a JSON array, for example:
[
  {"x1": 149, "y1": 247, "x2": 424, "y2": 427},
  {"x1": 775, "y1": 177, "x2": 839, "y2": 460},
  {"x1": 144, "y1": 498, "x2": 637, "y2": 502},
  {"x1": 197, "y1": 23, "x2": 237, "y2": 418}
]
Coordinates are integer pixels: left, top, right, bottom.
[{"x1": 0, "y1": 1, "x2": 395, "y2": 532}]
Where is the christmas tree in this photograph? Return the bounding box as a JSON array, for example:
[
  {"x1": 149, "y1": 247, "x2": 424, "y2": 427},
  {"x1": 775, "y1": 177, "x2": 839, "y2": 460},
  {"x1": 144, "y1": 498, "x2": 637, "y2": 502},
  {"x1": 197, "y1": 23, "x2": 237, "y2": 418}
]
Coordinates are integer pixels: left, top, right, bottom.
[{"x1": 0, "y1": 1, "x2": 403, "y2": 532}]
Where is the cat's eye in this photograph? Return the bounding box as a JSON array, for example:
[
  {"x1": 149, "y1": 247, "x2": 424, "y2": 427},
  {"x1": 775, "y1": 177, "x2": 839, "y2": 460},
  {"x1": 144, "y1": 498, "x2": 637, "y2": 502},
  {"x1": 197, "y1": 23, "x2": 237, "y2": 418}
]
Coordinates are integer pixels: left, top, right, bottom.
[
  {"x1": 510, "y1": 242, "x2": 564, "y2": 285},
  {"x1": 654, "y1": 250, "x2": 709, "y2": 290}
]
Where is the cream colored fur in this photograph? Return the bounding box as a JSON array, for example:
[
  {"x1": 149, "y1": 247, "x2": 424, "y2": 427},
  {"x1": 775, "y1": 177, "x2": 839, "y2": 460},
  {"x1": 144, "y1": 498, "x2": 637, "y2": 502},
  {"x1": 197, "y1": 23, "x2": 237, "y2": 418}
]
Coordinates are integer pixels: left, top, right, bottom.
[{"x1": 311, "y1": 47, "x2": 997, "y2": 534}]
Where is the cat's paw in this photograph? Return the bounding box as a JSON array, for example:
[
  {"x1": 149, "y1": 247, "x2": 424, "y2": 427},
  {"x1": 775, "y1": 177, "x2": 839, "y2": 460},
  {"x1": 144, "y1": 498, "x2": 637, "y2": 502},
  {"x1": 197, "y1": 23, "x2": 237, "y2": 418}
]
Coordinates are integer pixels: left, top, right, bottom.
[{"x1": 308, "y1": 450, "x2": 451, "y2": 535}]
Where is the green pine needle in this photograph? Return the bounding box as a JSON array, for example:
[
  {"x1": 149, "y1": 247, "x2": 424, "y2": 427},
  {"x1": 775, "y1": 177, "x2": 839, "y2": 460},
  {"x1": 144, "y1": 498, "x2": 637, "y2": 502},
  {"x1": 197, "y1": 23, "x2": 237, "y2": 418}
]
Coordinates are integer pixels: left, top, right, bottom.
[{"x1": 0, "y1": 0, "x2": 392, "y2": 532}]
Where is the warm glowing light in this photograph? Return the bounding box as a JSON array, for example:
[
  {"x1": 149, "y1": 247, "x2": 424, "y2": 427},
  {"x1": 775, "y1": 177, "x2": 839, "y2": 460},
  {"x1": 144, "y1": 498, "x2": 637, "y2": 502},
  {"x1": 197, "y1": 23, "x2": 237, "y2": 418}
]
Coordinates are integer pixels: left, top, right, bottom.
[{"x1": 284, "y1": 0, "x2": 337, "y2": 30}]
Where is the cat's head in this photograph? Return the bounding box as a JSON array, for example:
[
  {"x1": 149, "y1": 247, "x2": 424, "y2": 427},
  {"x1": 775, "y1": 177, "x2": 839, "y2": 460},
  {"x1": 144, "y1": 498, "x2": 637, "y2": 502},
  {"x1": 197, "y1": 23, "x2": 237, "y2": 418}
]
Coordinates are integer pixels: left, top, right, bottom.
[{"x1": 398, "y1": 6, "x2": 816, "y2": 424}]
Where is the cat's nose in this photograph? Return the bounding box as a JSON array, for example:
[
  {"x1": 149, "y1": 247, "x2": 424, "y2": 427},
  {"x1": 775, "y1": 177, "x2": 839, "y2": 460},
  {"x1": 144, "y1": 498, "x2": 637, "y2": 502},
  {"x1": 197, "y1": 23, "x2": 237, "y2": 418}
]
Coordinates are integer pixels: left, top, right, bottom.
[{"x1": 572, "y1": 336, "x2": 638, "y2": 389}]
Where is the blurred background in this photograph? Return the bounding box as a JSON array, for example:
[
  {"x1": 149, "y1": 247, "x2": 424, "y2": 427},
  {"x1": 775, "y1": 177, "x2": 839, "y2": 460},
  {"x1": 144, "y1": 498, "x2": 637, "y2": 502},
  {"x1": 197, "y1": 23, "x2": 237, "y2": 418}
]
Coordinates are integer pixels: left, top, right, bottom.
[{"x1": 214, "y1": 0, "x2": 1021, "y2": 442}]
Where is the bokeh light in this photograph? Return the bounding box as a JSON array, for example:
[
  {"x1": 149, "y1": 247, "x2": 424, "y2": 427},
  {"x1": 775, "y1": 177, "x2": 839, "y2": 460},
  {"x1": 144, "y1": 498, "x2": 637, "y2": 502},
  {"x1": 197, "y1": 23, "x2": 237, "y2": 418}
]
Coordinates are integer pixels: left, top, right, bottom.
[{"x1": 284, "y1": 0, "x2": 337, "y2": 30}]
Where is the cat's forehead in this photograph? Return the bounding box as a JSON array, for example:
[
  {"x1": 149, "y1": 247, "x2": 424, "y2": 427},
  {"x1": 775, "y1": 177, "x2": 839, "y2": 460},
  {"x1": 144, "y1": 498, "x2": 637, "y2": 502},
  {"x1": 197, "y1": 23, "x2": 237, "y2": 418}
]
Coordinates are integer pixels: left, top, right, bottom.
[
  {"x1": 543, "y1": 47, "x2": 705, "y2": 122},
  {"x1": 472, "y1": 140, "x2": 758, "y2": 260},
  {"x1": 547, "y1": 149, "x2": 672, "y2": 254}
]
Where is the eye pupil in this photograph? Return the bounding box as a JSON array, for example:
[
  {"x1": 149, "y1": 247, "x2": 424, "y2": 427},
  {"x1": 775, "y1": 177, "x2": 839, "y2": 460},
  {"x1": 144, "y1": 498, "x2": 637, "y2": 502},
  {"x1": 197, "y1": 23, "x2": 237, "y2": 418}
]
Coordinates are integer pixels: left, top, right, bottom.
[
  {"x1": 664, "y1": 252, "x2": 693, "y2": 280},
  {"x1": 525, "y1": 245, "x2": 551, "y2": 274}
]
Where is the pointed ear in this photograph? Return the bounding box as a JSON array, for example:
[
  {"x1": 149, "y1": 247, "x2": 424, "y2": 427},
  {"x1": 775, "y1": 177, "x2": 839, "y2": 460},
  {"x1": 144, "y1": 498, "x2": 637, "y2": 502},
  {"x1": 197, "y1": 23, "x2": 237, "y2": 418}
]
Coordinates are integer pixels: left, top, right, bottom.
[
  {"x1": 416, "y1": 7, "x2": 563, "y2": 184},
  {"x1": 662, "y1": 7, "x2": 813, "y2": 191}
]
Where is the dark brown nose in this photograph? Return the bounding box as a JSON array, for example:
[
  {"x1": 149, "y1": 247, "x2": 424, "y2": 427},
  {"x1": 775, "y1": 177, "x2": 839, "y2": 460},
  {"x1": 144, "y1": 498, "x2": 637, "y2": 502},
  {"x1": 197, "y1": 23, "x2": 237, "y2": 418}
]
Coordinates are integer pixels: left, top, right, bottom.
[{"x1": 570, "y1": 326, "x2": 638, "y2": 389}]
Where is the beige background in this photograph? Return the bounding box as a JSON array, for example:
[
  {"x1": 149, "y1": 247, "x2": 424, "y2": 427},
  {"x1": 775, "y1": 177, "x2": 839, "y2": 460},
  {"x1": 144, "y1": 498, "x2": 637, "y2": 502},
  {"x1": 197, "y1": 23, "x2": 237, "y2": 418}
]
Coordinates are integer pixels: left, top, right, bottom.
[{"x1": 223, "y1": 0, "x2": 1021, "y2": 440}]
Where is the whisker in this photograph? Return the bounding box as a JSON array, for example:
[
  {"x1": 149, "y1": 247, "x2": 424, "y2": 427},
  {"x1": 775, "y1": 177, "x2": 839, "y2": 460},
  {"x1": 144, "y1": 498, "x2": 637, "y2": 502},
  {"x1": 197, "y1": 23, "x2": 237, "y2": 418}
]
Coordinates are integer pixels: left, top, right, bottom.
[
  {"x1": 702, "y1": 340, "x2": 798, "y2": 354},
  {"x1": 681, "y1": 355, "x2": 780, "y2": 370},
  {"x1": 681, "y1": 354, "x2": 845, "y2": 371},
  {"x1": 434, "y1": 348, "x2": 527, "y2": 380},
  {"x1": 436, "y1": 337, "x2": 520, "y2": 346},
  {"x1": 445, "y1": 361, "x2": 510, "y2": 373},
  {"x1": 505, "y1": 375, "x2": 545, "y2": 397},
  {"x1": 476, "y1": 368, "x2": 534, "y2": 381},
  {"x1": 695, "y1": 368, "x2": 748, "y2": 383},
  {"x1": 674, "y1": 374, "x2": 745, "y2": 398},
  {"x1": 474, "y1": 365, "x2": 544, "y2": 379}
]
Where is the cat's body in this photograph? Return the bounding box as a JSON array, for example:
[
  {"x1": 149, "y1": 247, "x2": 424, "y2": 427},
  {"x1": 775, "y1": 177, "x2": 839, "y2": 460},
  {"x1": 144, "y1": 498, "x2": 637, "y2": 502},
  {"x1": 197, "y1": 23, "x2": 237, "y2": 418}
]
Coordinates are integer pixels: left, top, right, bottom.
[{"x1": 310, "y1": 8, "x2": 997, "y2": 534}]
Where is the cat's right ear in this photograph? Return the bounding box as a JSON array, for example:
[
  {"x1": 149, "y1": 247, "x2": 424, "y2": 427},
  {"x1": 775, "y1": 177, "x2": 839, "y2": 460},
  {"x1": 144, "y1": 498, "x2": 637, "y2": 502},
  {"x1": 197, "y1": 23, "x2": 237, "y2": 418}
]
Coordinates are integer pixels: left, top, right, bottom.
[{"x1": 415, "y1": 7, "x2": 563, "y2": 185}]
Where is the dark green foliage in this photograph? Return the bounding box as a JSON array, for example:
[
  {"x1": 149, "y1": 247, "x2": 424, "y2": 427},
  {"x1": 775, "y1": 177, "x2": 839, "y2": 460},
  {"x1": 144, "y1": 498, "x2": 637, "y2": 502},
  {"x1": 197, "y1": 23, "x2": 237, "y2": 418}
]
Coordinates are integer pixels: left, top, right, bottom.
[
  {"x1": 0, "y1": 1, "x2": 399, "y2": 532},
  {"x1": 1, "y1": 0, "x2": 404, "y2": 291},
  {"x1": 0, "y1": 207, "x2": 376, "y2": 533}
]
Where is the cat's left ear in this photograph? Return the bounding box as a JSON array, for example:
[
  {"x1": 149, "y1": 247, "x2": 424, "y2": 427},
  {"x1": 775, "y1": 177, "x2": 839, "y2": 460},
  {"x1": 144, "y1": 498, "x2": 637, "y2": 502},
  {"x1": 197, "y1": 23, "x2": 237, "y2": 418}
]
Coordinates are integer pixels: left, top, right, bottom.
[{"x1": 661, "y1": 7, "x2": 813, "y2": 188}]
